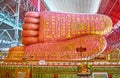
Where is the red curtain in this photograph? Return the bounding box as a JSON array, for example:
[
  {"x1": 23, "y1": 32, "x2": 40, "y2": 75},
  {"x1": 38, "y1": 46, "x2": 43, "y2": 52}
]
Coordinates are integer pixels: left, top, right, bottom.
[
  {"x1": 29, "y1": 0, "x2": 48, "y2": 11},
  {"x1": 98, "y1": 0, "x2": 120, "y2": 25}
]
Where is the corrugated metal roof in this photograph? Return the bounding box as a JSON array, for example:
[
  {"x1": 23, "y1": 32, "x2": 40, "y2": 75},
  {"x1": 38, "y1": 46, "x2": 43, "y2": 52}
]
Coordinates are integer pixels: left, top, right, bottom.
[{"x1": 44, "y1": 0, "x2": 102, "y2": 13}]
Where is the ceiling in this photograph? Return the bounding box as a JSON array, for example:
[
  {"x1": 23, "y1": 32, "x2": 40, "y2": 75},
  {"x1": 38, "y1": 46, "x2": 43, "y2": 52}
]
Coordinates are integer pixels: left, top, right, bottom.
[{"x1": 44, "y1": 0, "x2": 102, "y2": 13}]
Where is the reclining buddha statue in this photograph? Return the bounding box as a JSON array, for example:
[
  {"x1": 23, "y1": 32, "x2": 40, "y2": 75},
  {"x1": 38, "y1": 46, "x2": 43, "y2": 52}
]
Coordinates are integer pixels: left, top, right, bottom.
[{"x1": 5, "y1": 11, "x2": 112, "y2": 61}]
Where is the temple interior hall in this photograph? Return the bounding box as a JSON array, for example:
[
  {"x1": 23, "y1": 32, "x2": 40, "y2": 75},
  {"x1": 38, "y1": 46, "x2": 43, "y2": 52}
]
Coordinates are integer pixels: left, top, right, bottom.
[{"x1": 0, "y1": 0, "x2": 120, "y2": 78}]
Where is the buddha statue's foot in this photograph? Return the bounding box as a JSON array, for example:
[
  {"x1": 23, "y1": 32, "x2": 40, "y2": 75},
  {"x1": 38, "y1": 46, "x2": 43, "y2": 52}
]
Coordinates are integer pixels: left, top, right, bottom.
[
  {"x1": 5, "y1": 46, "x2": 25, "y2": 62},
  {"x1": 24, "y1": 34, "x2": 107, "y2": 61}
]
